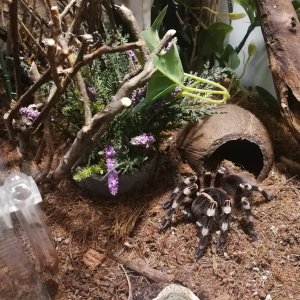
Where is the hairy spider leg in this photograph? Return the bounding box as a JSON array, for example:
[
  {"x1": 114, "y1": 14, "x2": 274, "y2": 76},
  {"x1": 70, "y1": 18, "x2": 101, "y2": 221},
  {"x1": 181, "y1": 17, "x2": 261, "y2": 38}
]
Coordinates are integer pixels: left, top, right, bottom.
[
  {"x1": 214, "y1": 166, "x2": 230, "y2": 188},
  {"x1": 162, "y1": 175, "x2": 198, "y2": 209},
  {"x1": 240, "y1": 196, "x2": 258, "y2": 240},
  {"x1": 250, "y1": 185, "x2": 274, "y2": 201},
  {"x1": 217, "y1": 199, "x2": 232, "y2": 251},
  {"x1": 160, "y1": 183, "x2": 198, "y2": 231},
  {"x1": 232, "y1": 183, "x2": 258, "y2": 239},
  {"x1": 192, "y1": 192, "x2": 218, "y2": 259}
]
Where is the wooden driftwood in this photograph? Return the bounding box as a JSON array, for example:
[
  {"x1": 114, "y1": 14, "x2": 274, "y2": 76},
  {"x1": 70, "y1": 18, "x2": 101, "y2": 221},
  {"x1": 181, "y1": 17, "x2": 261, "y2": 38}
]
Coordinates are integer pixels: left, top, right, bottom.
[{"x1": 256, "y1": 0, "x2": 300, "y2": 142}]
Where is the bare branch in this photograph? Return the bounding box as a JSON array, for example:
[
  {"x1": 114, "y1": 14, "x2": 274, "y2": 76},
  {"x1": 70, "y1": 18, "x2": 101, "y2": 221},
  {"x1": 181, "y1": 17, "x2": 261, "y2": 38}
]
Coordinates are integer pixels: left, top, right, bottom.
[
  {"x1": 46, "y1": 38, "x2": 62, "y2": 90},
  {"x1": 49, "y1": 6, "x2": 69, "y2": 55},
  {"x1": 76, "y1": 72, "x2": 92, "y2": 125},
  {"x1": 32, "y1": 41, "x2": 143, "y2": 130},
  {"x1": 115, "y1": 4, "x2": 149, "y2": 61},
  {"x1": 8, "y1": 0, "x2": 22, "y2": 99},
  {"x1": 35, "y1": 116, "x2": 54, "y2": 183},
  {"x1": 60, "y1": 0, "x2": 76, "y2": 19},
  {"x1": 18, "y1": 17, "x2": 47, "y2": 56}
]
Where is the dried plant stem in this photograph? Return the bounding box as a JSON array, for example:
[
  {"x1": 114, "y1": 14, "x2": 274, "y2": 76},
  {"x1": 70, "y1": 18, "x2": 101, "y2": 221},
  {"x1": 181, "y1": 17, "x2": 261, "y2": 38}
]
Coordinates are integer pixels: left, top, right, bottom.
[
  {"x1": 46, "y1": 38, "x2": 62, "y2": 90},
  {"x1": 119, "y1": 264, "x2": 133, "y2": 300},
  {"x1": 76, "y1": 71, "x2": 92, "y2": 125},
  {"x1": 8, "y1": 0, "x2": 22, "y2": 99},
  {"x1": 111, "y1": 253, "x2": 174, "y2": 283},
  {"x1": 18, "y1": 17, "x2": 46, "y2": 56},
  {"x1": 60, "y1": 0, "x2": 76, "y2": 18}
]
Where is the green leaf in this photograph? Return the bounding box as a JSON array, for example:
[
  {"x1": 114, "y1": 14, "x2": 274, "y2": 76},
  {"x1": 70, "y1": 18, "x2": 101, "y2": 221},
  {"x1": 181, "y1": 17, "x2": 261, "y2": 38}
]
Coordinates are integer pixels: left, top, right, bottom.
[
  {"x1": 141, "y1": 6, "x2": 168, "y2": 52},
  {"x1": 153, "y1": 44, "x2": 184, "y2": 84},
  {"x1": 248, "y1": 41, "x2": 256, "y2": 57},
  {"x1": 220, "y1": 44, "x2": 240, "y2": 69},
  {"x1": 131, "y1": 71, "x2": 176, "y2": 113},
  {"x1": 198, "y1": 23, "x2": 233, "y2": 57},
  {"x1": 233, "y1": 0, "x2": 259, "y2": 25}
]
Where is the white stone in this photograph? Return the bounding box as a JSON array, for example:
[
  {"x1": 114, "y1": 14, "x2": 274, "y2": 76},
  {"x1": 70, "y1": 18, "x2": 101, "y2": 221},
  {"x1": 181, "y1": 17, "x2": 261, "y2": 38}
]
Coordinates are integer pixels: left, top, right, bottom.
[{"x1": 153, "y1": 284, "x2": 200, "y2": 300}]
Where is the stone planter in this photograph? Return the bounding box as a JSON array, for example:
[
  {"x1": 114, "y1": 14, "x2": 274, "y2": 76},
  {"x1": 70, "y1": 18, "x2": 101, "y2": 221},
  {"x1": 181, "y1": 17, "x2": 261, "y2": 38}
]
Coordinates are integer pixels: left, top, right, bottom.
[{"x1": 77, "y1": 157, "x2": 158, "y2": 198}]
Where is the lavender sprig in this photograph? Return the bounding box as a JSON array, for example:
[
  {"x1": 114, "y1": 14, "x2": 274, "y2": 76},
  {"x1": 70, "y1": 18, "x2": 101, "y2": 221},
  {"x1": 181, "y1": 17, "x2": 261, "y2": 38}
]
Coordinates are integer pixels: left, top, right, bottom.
[
  {"x1": 130, "y1": 134, "x2": 155, "y2": 148},
  {"x1": 19, "y1": 107, "x2": 40, "y2": 120},
  {"x1": 104, "y1": 145, "x2": 119, "y2": 196},
  {"x1": 131, "y1": 85, "x2": 147, "y2": 105}
]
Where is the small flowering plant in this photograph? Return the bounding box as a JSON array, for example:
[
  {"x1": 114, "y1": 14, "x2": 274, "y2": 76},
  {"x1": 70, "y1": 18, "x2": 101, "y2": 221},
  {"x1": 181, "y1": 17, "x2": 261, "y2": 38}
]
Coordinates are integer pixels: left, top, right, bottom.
[{"x1": 73, "y1": 10, "x2": 230, "y2": 196}]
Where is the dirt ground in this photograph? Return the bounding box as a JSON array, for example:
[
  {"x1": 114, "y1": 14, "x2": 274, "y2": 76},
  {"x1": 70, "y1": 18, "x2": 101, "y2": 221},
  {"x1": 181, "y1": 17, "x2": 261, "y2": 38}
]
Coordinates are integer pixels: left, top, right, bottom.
[{"x1": 1, "y1": 133, "x2": 300, "y2": 300}]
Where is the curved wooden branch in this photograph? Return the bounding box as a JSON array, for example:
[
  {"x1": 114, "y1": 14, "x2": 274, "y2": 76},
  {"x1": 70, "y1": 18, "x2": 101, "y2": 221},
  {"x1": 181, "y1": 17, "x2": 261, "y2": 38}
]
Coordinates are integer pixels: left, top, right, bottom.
[{"x1": 256, "y1": 0, "x2": 300, "y2": 141}]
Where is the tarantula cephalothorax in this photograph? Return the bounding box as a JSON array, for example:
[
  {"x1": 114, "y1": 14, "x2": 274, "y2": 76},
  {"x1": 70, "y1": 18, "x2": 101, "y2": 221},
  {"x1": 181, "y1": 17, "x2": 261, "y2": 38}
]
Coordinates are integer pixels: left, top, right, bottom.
[{"x1": 160, "y1": 166, "x2": 274, "y2": 259}]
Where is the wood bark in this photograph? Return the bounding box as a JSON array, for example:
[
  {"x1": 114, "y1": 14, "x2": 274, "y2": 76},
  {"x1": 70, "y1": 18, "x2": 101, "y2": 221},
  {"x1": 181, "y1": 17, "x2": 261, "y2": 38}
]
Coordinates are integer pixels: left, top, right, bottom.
[{"x1": 256, "y1": 0, "x2": 300, "y2": 142}]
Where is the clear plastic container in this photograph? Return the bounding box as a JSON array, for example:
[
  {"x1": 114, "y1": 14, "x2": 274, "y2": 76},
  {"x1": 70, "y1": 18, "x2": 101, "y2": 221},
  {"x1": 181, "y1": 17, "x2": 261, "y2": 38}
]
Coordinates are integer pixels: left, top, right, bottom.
[{"x1": 0, "y1": 172, "x2": 59, "y2": 299}]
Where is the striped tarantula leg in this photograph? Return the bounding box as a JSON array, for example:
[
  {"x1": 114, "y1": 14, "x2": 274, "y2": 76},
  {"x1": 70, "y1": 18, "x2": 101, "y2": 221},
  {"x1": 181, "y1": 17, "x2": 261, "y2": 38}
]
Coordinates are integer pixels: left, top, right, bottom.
[
  {"x1": 241, "y1": 196, "x2": 258, "y2": 240},
  {"x1": 214, "y1": 166, "x2": 229, "y2": 188},
  {"x1": 251, "y1": 185, "x2": 274, "y2": 201},
  {"x1": 194, "y1": 193, "x2": 218, "y2": 259},
  {"x1": 217, "y1": 199, "x2": 232, "y2": 251},
  {"x1": 195, "y1": 215, "x2": 214, "y2": 259},
  {"x1": 201, "y1": 170, "x2": 212, "y2": 188},
  {"x1": 160, "y1": 183, "x2": 198, "y2": 231},
  {"x1": 162, "y1": 175, "x2": 198, "y2": 209}
]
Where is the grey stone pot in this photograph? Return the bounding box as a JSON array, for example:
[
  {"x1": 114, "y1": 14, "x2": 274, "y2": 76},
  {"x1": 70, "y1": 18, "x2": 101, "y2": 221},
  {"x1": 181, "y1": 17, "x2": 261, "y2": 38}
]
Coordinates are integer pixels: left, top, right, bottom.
[{"x1": 77, "y1": 157, "x2": 157, "y2": 198}]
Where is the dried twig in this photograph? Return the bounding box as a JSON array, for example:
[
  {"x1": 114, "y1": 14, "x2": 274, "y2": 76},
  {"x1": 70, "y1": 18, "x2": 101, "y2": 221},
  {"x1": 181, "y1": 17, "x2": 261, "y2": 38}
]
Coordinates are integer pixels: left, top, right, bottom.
[
  {"x1": 36, "y1": 116, "x2": 54, "y2": 183},
  {"x1": 76, "y1": 71, "x2": 92, "y2": 125},
  {"x1": 60, "y1": 0, "x2": 76, "y2": 18},
  {"x1": 46, "y1": 38, "x2": 62, "y2": 90},
  {"x1": 18, "y1": 16, "x2": 46, "y2": 56},
  {"x1": 111, "y1": 253, "x2": 174, "y2": 283},
  {"x1": 8, "y1": 0, "x2": 22, "y2": 99},
  {"x1": 119, "y1": 264, "x2": 133, "y2": 300},
  {"x1": 49, "y1": 6, "x2": 69, "y2": 55}
]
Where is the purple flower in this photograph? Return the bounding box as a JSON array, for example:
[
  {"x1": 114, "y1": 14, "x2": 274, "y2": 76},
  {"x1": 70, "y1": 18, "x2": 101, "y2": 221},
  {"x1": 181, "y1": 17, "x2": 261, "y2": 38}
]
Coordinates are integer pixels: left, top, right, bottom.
[
  {"x1": 107, "y1": 169, "x2": 119, "y2": 196},
  {"x1": 104, "y1": 145, "x2": 119, "y2": 195},
  {"x1": 131, "y1": 85, "x2": 147, "y2": 105},
  {"x1": 104, "y1": 145, "x2": 116, "y2": 158},
  {"x1": 130, "y1": 134, "x2": 155, "y2": 148},
  {"x1": 127, "y1": 50, "x2": 138, "y2": 64},
  {"x1": 19, "y1": 107, "x2": 40, "y2": 120}
]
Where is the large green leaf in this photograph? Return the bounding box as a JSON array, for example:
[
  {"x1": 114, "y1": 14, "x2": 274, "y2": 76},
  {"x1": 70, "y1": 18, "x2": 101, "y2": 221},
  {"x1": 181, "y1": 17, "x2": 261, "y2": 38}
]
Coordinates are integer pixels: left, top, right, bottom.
[
  {"x1": 131, "y1": 71, "x2": 176, "y2": 114},
  {"x1": 141, "y1": 6, "x2": 168, "y2": 52},
  {"x1": 198, "y1": 23, "x2": 233, "y2": 57},
  {"x1": 153, "y1": 44, "x2": 184, "y2": 84}
]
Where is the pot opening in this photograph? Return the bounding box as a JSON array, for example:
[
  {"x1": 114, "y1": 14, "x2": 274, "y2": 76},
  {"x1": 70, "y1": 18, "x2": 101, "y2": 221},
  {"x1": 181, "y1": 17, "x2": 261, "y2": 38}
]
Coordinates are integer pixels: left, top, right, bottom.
[{"x1": 203, "y1": 139, "x2": 264, "y2": 177}]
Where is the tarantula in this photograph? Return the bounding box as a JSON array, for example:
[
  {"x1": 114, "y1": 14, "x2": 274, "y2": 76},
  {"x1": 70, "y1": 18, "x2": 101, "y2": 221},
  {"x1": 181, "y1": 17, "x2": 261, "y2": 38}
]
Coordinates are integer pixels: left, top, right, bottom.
[{"x1": 159, "y1": 166, "x2": 274, "y2": 259}]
